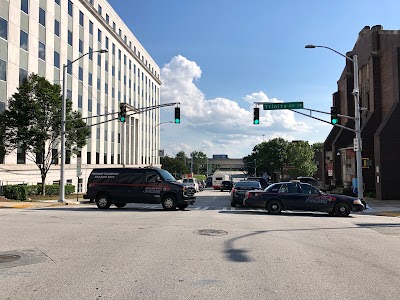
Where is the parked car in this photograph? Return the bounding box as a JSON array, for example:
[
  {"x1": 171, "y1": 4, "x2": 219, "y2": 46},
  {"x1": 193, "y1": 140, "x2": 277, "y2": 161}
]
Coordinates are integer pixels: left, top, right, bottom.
[
  {"x1": 220, "y1": 180, "x2": 234, "y2": 192},
  {"x1": 296, "y1": 176, "x2": 318, "y2": 187},
  {"x1": 231, "y1": 181, "x2": 263, "y2": 207},
  {"x1": 205, "y1": 176, "x2": 212, "y2": 187},
  {"x1": 182, "y1": 178, "x2": 200, "y2": 192},
  {"x1": 243, "y1": 181, "x2": 364, "y2": 217},
  {"x1": 246, "y1": 177, "x2": 269, "y2": 189},
  {"x1": 83, "y1": 168, "x2": 196, "y2": 210}
]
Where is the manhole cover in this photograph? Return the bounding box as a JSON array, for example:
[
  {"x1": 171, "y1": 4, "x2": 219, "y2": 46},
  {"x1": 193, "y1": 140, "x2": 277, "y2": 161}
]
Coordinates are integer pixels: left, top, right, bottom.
[
  {"x1": 0, "y1": 254, "x2": 21, "y2": 263},
  {"x1": 194, "y1": 229, "x2": 228, "y2": 236}
]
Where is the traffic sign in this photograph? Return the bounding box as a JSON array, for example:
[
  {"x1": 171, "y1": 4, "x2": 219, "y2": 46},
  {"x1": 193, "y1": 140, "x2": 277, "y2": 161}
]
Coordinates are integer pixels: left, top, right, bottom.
[
  {"x1": 263, "y1": 102, "x2": 303, "y2": 110},
  {"x1": 76, "y1": 157, "x2": 82, "y2": 177}
]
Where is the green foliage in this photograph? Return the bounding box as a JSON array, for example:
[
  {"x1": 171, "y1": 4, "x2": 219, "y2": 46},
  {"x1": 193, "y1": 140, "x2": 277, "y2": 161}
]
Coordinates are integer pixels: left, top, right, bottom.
[
  {"x1": 4, "y1": 185, "x2": 27, "y2": 201},
  {"x1": 312, "y1": 142, "x2": 324, "y2": 152},
  {"x1": 0, "y1": 74, "x2": 90, "y2": 195},
  {"x1": 3, "y1": 184, "x2": 75, "y2": 200},
  {"x1": 161, "y1": 151, "x2": 190, "y2": 176},
  {"x1": 286, "y1": 141, "x2": 317, "y2": 178},
  {"x1": 244, "y1": 138, "x2": 318, "y2": 178}
]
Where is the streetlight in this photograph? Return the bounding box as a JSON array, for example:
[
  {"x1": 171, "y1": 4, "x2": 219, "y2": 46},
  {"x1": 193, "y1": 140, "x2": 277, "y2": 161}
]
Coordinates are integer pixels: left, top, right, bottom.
[
  {"x1": 151, "y1": 121, "x2": 174, "y2": 165},
  {"x1": 59, "y1": 49, "x2": 108, "y2": 203},
  {"x1": 305, "y1": 44, "x2": 364, "y2": 201}
]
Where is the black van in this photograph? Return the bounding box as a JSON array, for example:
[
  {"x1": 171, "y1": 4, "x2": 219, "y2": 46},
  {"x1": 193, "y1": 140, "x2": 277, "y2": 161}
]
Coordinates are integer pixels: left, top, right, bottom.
[{"x1": 83, "y1": 167, "x2": 196, "y2": 210}]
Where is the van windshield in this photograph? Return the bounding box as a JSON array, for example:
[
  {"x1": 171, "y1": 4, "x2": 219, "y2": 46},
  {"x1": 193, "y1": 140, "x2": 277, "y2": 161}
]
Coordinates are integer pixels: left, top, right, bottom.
[{"x1": 159, "y1": 169, "x2": 176, "y2": 182}]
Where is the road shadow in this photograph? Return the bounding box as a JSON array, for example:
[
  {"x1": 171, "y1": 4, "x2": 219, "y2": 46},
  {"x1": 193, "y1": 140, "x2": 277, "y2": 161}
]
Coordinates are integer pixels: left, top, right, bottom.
[{"x1": 218, "y1": 210, "x2": 350, "y2": 218}]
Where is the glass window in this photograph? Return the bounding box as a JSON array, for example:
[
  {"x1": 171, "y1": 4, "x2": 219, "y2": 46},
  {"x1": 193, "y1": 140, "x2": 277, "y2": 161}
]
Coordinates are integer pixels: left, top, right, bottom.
[
  {"x1": 112, "y1": 44, "x2": 115, "y2": 55},
  {"x1": 19, "y1": 68, "x2": 28, "y2": 85},
  {"x1": 0, "y1": 18, "x2": 7, "y2": 40},
  {"x1": 20, "y1": 30, "x2": 28, "y2": 51},
  {"x1": 105, "y1": 37, "x2": 109, "y2": 49},
  {"x1": 17, "y1": 147, "x2": 26, "y2": 164},
  {"x1": 89, "y1": 47, "x2": 93, "y2": 60},
  {"x1": 106, "y1": 14, "x2": 109, "y2": 23},
  {"x1": 21, "y1": 0, "x2": 29, "y2": 14},
  {"x1": 118, "y1": 29, "x2": 121, "y2": 37},
  {"x1": 89, "y1": 0, "x2": 93, "y2": 4},
  {"x1": 88, "y1": 73, "x2": 92, "y2": 86},
  {"x1": 0, "y1": 59, "x2": 6, "y2": 81},
  {"x1": 87, "y1": 152, "x2": 91, "y2": 164},
  {"x1": 105, "y1": 60, "x2": 108, "y2": 72},
  {"x1": 89, "y1": 21, "x2": 93, "y2": 35},
  {"x1": 98, "y1": 5, "x2": 102, "y2": 16},
  {"x1": 118, "y1": 50, "x2": 121, "y2": 60},
  {"x1": 97, "y1": 78, "x2": 100, "y2": 90},
  {"x1": 39, "y1": 7, "x2": 45, "y2": 27},
  {"x1": 98, "y1": 29, "x2": 102, "y2": 43},
  {"x1": 97, "y1": 53, "x2": 101, "y2": 66},
  {"x1": 78, "y1": 67, "x2": 83, "y2": 81},
  {"x1": 54, "y1": 51, "x2": 60, "y2": 68},
  {"x1": 54, "y1": 20, "x2": 60, "y2": 36},
  {"x1": 68, "y1": 0, "x2": 73, "y2": 17},
  {"x1": 112, "y1": 66, "x2": 115, "y2": 76},
  {"x1": 38, "y1": 42, "x2": 45, "y2": 60},
  {"x1": 67, "y1": 60, "x2": 72, "y2": 75},
  {"x1": 78, "y1": 94, "x2": 82, "y2": 108},
  {"x1": 68, "y1": 30, "x2": 73, "y2": 46},
  {"x1": 79, "y1": 39, "x2": 83, "y2": 53},
  {"x1": 105, "y1": 83, "x2": 108, "y2": 94},
  {"x1": 79, "y1": 11, "x2": 84, "y2": 26},
  {"x1": 112, "y1": 22, "x2": 116, "y2": 31},
  {"x1": 88, "y1": 98, "x2": 92, "y2": 112}
]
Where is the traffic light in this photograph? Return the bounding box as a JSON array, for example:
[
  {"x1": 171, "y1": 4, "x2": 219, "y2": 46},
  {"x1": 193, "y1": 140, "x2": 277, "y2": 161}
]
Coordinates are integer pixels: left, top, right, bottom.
[
  {"x1": 119, "y1": 103, "x2": 127, "y2": 122},
  {"x1": 331, "y1": 106, "x2": 338, "y2": 125},
  {"x1": 174, "y1": 107, "x2": 180, "y2": 124},
  {"x1": 253, "y1": 107, "x2": 260, "y2": 125}
]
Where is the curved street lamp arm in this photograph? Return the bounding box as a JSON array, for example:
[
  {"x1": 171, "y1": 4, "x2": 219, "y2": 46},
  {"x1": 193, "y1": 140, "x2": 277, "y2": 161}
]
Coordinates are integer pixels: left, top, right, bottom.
[{"x1": 305, "y1": 44, "x2": 353, "y2": 62}]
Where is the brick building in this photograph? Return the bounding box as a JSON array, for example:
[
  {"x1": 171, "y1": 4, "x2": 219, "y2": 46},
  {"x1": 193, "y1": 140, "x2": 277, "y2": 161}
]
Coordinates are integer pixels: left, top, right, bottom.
[{"x1": 323, "y1": 25, "x2": 400, "y2": 200}]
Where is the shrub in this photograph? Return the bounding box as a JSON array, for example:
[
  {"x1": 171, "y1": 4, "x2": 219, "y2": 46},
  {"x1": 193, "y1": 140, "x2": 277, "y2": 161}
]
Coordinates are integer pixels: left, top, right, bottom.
[
  {"x1": 24, "y1": 185, "x2": 41, "y2": 196},
  {"x1": 45, "y1": 184, "x2": 59, "y2": 196},
  {"x1": 65, "y1": 184, "x2": 75, "y2": 195},
  {"x1": 4, "y1": 185, "x2": 27, "y2": 201}
]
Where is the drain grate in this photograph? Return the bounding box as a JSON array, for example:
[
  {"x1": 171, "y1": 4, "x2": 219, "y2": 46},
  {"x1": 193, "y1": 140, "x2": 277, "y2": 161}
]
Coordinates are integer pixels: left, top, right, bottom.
[
  {"x1": 194, "y1": 229, "x2": 228, "y2": 236},
  {"x1": 0, "y1": 254, "x2": 21, "y2": 264}
]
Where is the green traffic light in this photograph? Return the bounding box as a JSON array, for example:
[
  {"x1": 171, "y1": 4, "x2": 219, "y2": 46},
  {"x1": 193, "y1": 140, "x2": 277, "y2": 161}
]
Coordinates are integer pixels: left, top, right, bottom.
[
  {"x1": 254, "y1": 120, "x2": 259, "y2": 125},
  {"x1": 120, "y1": 117, "x2": 125, "y2": 122},
  {"x1": 331, "y1": 119, "x2": 338, "y2": 125},
  {"x1": 175, "y1": 118, "x2": 180, "y2": 124}
]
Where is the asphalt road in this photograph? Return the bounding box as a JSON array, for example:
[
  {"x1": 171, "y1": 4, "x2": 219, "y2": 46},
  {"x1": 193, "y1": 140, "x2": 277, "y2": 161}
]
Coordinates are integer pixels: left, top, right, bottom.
[{"x1": 1, "y1": 189, "x2": 400, "y2": 300}]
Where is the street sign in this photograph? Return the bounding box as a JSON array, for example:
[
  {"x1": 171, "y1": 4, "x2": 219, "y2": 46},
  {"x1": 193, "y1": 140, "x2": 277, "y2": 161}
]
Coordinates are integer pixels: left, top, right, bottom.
[
  {"x1": 76, "y1": 157, "x2": 82, "y2": 177},
  {"x1": 263, "y1": 102, "x2": 303, "y2": 110},
  {"x1": 353, "y1": 138, "x2": 362, "y2": 151},
  {"x1": 158, "y1": 150, "x2": 165, "y2": 157}
]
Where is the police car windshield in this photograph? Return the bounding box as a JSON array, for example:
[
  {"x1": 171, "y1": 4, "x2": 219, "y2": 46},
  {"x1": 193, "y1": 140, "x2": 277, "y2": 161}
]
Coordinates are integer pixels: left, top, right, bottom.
[{"x1": 159, "y1": 169, "x2": 176, "y2": 182}]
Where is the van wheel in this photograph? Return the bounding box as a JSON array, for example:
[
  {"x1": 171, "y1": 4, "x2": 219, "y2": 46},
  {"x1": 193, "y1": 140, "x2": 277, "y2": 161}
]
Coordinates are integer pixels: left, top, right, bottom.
[
  {"x1": 178, "y1": 204, "x2": 188, "y2": 210},
  {"x1": 96, "y1": 194, "x2": 111, "y2": 209},
  {"x1": 115, "y1": 203, "x2": 126, "y2": 208},
  {"x1": 162, "y1": 195, "x2": 177, "y2": 210}
]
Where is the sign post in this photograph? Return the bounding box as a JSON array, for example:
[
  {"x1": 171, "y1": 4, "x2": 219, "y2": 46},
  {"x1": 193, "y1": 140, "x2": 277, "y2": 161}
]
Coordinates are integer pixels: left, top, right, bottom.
[{"x1": 76, "y1": 158, "x2": 82, "y2": 202}]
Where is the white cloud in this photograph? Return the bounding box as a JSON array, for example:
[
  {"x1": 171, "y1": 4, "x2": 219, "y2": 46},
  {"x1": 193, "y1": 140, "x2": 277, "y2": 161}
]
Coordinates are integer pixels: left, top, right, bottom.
[{"x1": 159, "y1": 55, "x2": 328, "y2": 158}]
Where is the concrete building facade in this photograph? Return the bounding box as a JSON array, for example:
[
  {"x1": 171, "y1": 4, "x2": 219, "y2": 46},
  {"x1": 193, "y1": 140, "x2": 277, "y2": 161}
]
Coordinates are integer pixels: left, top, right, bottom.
[
  {"x1": 323, "y1": 25, "x2": 400, "y2": 200},
  {"x1": 0, "y1": 0, "x2": 161, "y2": 192}
]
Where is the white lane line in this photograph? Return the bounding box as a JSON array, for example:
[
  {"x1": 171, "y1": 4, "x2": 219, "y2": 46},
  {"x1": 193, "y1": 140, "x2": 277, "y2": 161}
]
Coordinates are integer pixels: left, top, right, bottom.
[
  {"x1": 222, "y1": 207, "x2": 228, "y2": 211},
  {"x1": 202, "y1": 207, "x2": 209, "y2": 210},
  {"x1": 231, "y1": 207, "x2": 236, "y2": 211},
  {"x1": 194, "y1": 207, "x2": 202, "y2": 210}
]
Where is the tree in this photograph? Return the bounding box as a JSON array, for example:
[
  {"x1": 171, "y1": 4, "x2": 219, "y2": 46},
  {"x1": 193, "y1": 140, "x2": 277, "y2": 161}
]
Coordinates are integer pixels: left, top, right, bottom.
[
  {"x1": 312, "y1": 142, "x2": 323, "y2": 152},
  {"x1": 190, "y1": 150, "x2": 208, "y2": 174},
  {"x1": 160, "y1": 151, "x2": 190, "y2": 178},
  {"x1": 244, "y1": 138, "x2": 289, "y2": 177},
  {"x1": 286, "y1": 141, "x2": 317, "y2": 178},
  {"x1": 0, "y1": 74, "x2": 90, "y2": 195}
]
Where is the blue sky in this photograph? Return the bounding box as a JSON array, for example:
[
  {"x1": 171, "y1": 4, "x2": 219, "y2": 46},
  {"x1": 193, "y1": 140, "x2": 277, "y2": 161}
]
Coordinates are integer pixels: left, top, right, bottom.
[{"x1": 108, "y1": 0, "x2": 399, "y2": 158}]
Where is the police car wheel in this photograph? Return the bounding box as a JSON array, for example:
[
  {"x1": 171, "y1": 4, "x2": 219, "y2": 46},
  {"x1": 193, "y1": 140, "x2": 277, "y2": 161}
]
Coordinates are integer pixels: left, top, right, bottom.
[
  {"x1": 267, "y1": 200, "x2": 283, "y2": 214},
  {"x1": 178, "y1": 204, "x2": 188, "y2": 210},
  {"x1": 96, "y1": 194, "x2": 111, "y2": 209},
  {"x1": 115, "y1": 203, "x2": 126, "y2": 208},
  {"x1": 334, "y1": 202, "x2": 350, "y2": 217},
  {"x1": 162, "y1": 195, "x2": 177, "y2": 210}
]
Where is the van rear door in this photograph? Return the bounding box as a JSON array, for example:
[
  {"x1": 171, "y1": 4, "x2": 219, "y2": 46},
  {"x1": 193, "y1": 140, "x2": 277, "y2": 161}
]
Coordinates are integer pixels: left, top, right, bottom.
[{"x1": 117, "y1": 170, "x2": 144, "y2": 203}]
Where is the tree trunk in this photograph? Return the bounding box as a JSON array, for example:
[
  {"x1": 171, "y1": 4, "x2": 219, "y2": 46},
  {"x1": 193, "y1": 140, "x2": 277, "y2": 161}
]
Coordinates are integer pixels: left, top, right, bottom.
[{"x1": 41, "y1": 172, "x2": 46, "y2": 196}]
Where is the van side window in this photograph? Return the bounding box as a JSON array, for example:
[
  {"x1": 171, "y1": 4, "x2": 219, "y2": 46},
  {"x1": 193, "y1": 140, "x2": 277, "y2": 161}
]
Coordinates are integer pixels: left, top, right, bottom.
[
  {"x1": 118, "y1": 173, "x2": 142, "y2": 184},
  {"x1": 146, "y1": 172, "x2": 159, "y2": 183}
]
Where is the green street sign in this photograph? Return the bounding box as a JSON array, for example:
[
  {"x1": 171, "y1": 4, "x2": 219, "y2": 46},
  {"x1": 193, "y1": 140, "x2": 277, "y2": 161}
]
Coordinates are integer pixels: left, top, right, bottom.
[{"x1": 263, "y1": 102, "x2": 303, "y2": 110}]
